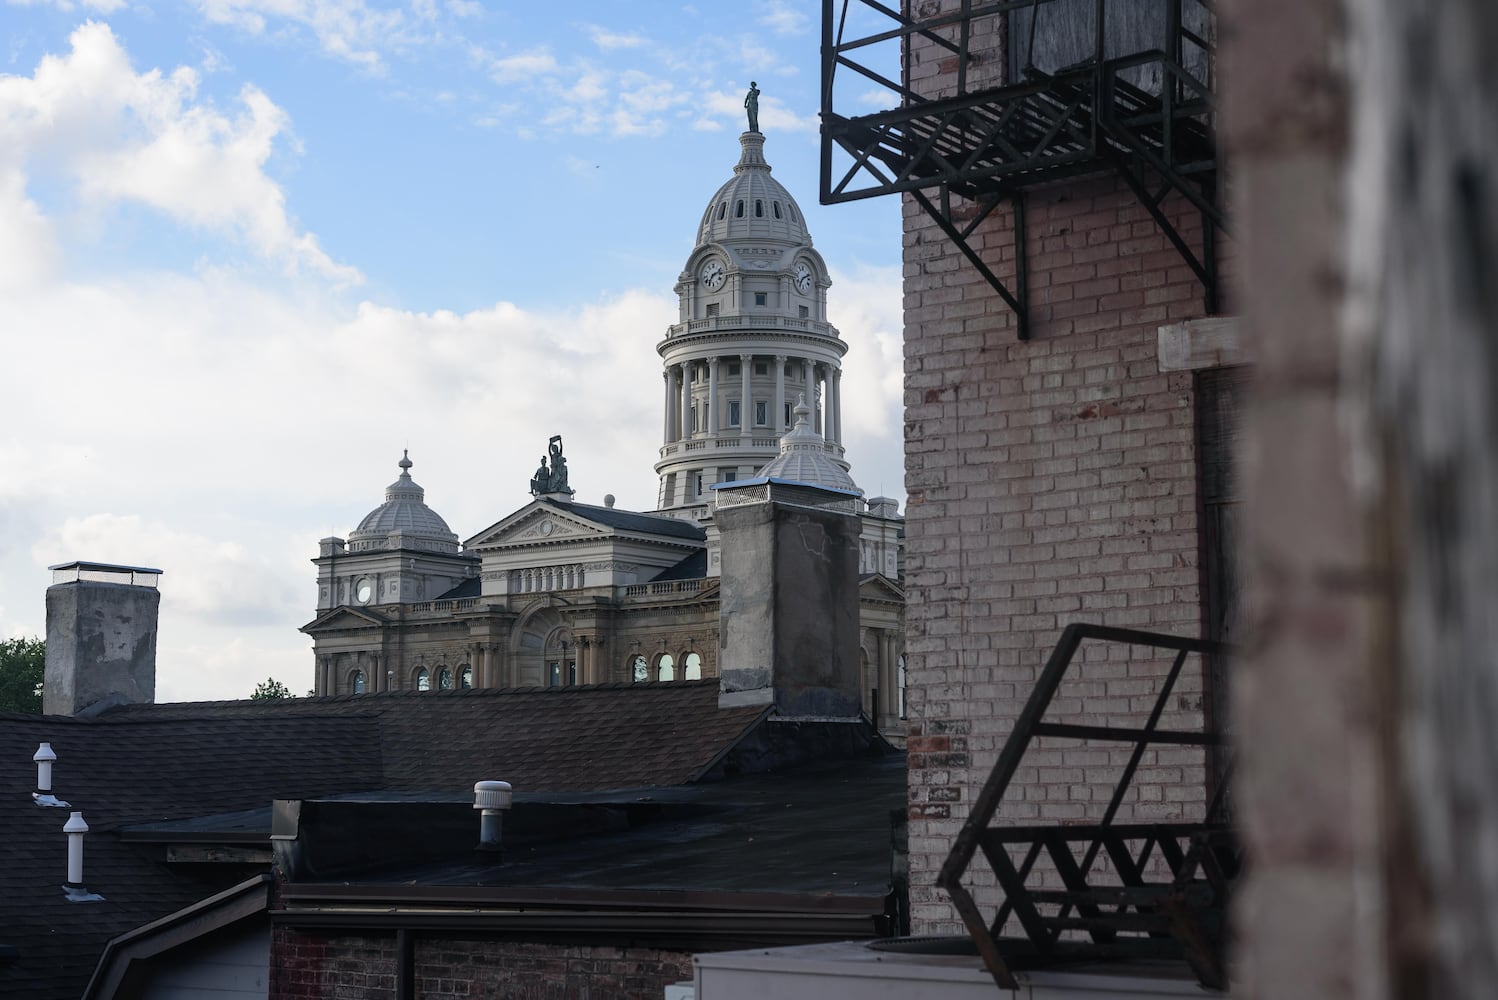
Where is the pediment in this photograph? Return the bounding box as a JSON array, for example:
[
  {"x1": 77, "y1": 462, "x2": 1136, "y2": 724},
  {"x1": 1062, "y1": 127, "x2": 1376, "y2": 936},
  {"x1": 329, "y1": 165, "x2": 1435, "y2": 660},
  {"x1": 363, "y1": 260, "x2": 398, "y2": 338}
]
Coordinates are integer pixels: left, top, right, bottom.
[
  {"x1": 859, "y1": 573, "x2": 905, "y2": 603},
  {"x1": 464, "y1": 501, "x2": 609, "y2": 552},
  {"x1": 301, "y1": 606, "x2": 389, "y2": 634}
]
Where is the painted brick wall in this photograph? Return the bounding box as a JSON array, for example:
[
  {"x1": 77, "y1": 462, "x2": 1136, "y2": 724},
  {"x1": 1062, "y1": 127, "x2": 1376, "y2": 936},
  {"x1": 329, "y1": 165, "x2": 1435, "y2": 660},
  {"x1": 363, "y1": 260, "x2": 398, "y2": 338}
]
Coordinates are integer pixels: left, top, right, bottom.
[
  {"x1": 902, "y1": 12, "x2": 1221, "y2": 934},
  {"x1": 270, "y1": 928, "x2": 692, "y2": 1000}
]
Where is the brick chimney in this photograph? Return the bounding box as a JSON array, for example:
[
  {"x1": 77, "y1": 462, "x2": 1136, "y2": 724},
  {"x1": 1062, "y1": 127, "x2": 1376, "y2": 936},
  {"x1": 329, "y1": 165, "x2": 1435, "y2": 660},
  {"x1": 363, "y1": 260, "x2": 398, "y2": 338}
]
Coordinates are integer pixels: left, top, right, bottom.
[{"x1": 44, "y1": 562, "x2": 162, "y2": 716}]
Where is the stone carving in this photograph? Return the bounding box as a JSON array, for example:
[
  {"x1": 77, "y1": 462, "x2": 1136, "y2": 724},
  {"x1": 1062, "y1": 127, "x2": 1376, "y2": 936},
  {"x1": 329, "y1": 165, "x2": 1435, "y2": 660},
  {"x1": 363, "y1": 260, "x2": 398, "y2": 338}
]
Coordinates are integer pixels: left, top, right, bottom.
[
  {"x1": 744, "y1": 81, "x2": 760, "y2": 132},
  {"x1": 529, "y1": 435, "x2": 576, "y2": 496}
]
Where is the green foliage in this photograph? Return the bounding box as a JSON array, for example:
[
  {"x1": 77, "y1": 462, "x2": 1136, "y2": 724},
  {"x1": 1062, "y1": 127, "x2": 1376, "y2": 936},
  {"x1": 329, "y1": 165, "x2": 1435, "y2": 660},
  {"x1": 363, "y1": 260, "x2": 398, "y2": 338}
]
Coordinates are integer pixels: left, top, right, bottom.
[
  {"x1": 251, "y1": 677, "x2": 293, "y2": 700},
  {"x1": 0, "y1": 636, "x2": 45, "y2": 714}
]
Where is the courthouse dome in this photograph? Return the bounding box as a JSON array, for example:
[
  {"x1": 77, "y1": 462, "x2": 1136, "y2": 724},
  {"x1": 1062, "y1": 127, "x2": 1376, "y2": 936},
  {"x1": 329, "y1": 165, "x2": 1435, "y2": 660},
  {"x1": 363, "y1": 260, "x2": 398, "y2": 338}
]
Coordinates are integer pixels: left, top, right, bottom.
[
  {"x1": 757, "y1": 397, "x2": 860, "y2": 494},
  {"x1": 695, "y1": 131, "x2": 812, "y2": 248},
  {"x1": 349, "y1": 451, "x2": 460, "y2": 553}
]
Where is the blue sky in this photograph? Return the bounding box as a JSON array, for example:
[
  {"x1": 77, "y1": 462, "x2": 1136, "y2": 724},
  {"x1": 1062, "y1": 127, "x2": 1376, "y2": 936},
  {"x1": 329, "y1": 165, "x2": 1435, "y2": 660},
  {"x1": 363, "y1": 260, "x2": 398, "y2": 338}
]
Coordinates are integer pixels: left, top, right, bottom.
[{"x1": 0, "y1": 1, "x2": 906, "y2": 700}]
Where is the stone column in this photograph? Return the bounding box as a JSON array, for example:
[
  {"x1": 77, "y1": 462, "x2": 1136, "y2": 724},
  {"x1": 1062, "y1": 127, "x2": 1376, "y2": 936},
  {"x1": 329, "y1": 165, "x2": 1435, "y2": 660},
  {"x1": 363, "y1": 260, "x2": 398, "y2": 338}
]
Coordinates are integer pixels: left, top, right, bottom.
[
  {"x1": 774, "y1": 354, "x2": 787, "y2": 433},
  {"x1": 831, "y1": 367, "x2": 843, "y2": 445},
  {"x1": 662, "y1": 370, "x2": 673, "y2": 443},
  {"x1": 680, "y1": 364, "x2": 693, "y2": 439},
  {"x1": 708, "y1": 357, "x2": 720, "y2": 435},
  {"x1": 801, "y1": 359, "x2": 813, "y2": 422},
  {"x1": 739, "y1": 354, "x2": 752, "y2": 438}
]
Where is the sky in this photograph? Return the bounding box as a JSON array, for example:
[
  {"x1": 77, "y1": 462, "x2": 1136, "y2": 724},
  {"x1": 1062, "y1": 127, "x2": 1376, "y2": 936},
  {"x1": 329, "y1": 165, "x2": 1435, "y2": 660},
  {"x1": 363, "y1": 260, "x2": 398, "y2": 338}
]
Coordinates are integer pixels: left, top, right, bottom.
[{"x1": 0, "y1": 1, "x2": 907, "y2": 701}]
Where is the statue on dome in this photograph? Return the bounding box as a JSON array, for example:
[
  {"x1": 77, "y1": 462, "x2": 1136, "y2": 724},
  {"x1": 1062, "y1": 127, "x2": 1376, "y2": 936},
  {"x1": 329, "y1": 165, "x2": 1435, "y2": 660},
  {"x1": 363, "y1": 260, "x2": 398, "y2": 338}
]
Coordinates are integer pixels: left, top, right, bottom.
[
  {"x1": 530, "y1": 435, "x2": 575, "y2": 496},
  {"x1": 744, "y1": 81, "x2": 760, "y2": 133}
]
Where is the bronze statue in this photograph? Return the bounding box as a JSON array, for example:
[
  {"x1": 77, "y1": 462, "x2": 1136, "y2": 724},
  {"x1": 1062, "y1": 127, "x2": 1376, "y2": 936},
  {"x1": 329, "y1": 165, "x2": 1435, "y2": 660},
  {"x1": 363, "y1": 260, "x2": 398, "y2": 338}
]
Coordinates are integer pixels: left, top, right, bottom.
[
  {"x1": 744, "y1": 81, "x2": 760, "y2": 133},
  {"x1": 530, "y1": 436, "x2": 575, "y2": 496}
]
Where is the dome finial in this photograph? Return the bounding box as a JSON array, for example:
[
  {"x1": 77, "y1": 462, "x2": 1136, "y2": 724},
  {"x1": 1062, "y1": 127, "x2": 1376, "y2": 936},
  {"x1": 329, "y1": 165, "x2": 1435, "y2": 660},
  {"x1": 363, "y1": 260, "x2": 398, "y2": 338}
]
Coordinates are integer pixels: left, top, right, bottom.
[{"x1": 399, "y1": 449, "x2": 413, "y2": 476}]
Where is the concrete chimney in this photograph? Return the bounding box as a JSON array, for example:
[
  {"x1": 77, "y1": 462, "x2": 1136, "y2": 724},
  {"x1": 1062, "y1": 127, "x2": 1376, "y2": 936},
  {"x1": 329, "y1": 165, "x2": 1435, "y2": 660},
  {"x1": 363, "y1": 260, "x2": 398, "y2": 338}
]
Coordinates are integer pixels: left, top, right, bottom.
[
  {"x1": 45, "y1": 562, "x2": 162, "y2": 717},
  {"x1": 714, "y1": 479, "x2": 862, "y2": 718}
]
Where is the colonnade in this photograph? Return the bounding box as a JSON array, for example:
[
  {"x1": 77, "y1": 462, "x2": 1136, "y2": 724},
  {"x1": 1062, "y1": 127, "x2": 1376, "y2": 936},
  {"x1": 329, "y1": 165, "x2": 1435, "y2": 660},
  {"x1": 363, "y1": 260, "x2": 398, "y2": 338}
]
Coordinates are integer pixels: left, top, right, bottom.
[{"x1": 661, "y1": 353, "x2": 843, "y2": 446}]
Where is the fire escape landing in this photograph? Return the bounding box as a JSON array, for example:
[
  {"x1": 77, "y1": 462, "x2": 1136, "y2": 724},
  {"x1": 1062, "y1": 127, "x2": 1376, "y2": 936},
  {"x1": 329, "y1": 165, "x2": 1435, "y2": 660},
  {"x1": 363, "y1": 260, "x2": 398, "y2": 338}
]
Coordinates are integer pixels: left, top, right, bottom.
[{"x1": 820, "y1": 0, "x2": 1223, "y2": 340}]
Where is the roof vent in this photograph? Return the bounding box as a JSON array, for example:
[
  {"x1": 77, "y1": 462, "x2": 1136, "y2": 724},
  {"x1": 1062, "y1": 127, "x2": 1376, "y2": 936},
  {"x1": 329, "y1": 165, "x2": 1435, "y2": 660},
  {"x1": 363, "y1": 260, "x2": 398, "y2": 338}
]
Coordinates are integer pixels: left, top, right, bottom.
[
  {"x1": 474, "y1": 780, "x2": 513, "y2": 857},
  {"x1": 33, "y1": 743, "x2": 69, "y2": 808},
  {"x1": 62, "y1": 812, "x2": 103, "y2": 902}
]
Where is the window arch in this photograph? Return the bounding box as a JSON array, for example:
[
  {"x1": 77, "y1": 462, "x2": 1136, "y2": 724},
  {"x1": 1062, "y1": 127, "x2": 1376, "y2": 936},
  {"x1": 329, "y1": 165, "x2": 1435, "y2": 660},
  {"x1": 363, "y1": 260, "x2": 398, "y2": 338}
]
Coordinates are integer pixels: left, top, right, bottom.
[
  {"x1": 460, "y1": 664, "x2": 473, "y2": 689},
  {"x1": 717, "y1": 202, "x2": 727, "y2": 220},
  {"x1": 631, "y1": 654, "x2": 649, "y2": 683},
  {"x1": 352, "y1": 670, "x2": 367, "y2": 694},
  {"x1": 773, "y1": 201, "x2": 782, "y2": 219},
  {"x1": 438, "y1": 667, "x2": 453, "y2": 690},
  {"x1": 735, "y1": 200, "x2": 744, "y2": 218},
  {"x1": 416, "y1": 667, "x2": 431, "y2": 692},
  {"x1": 684, "y1": 652, "x2": 702, "y2": 681},
  {"x1": 657, "y1": 653, "x2": 675, "y2": 682},
  {"x1": 754, "y1": 199, "x2": 763, "y2": 217}
]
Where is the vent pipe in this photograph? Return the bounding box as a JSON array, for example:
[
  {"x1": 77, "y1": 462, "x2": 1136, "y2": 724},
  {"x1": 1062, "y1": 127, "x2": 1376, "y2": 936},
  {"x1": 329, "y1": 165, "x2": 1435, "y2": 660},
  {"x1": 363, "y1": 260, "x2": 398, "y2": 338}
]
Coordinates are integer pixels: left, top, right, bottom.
[
  {"x1": 33, "y1": 743, "x2": 70, "y2": 808},
  {"x1": 62, "y1": 811, "x2": 103, "y2": 902},
  {"x1": 473, "y1": 780, "x2": 513, "y2": 857}
]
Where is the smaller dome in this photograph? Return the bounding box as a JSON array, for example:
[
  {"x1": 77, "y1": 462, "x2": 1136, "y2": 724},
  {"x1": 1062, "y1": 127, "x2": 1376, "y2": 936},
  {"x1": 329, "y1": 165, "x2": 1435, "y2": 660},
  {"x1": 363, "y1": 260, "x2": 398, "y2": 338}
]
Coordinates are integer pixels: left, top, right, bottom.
[
  {"x1": 348, "y1": 451, "x2": 461, "y2": 554},
  {"x1": 755, "y1": 396, "x2": 860, "y2": 494},
  {"x1": 695, "y1": 131, "x2": 812, "y2": 248}
]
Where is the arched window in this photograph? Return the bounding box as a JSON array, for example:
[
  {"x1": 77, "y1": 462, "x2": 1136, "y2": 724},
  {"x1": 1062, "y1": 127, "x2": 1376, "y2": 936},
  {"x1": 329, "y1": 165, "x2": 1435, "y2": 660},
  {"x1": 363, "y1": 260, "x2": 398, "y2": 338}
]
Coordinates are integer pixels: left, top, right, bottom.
[
  {"x1": 897, "y1": 655, "x2": 907, "y2": 719},
  {"x1": 735, "y1": 200, "x2": 744, "y2": 218},
  {"x1": 684, "y1": 652, "x2": 702, "y2": 681},
  {"x1": 438, "y1": 667, "x2": 453, "y2": 690},
  {"x1": 717, "y1": 202, "x2": 727, "y2": 220},
  {"x1": 657, "y1": 653, "x2": 675, "y2": 682},
  {"x1": 352, "y1": 670, "x2": 367, "y2": 694},
  {"x1": 631, "y1": 654, "x2": 648, "y2": 683},
  {"x1": 460, "y1": 664, "x2": 473, "y2": 689},
  {"x1": 773, "y1": 201, "x2": 782, "y2": 219},
  {"x1": 416, "y1": 667, "x2": 431, "y2": 692},
  {"x1": 754, "y1": 199, "x2": 763, "y2": 217}
]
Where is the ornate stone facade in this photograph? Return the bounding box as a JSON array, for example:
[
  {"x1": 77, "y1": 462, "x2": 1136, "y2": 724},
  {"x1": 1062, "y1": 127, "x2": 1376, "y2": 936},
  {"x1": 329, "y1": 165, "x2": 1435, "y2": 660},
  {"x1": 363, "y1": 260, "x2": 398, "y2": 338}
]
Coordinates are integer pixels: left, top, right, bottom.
[{"x1": 302, "y1": 129, "x2": 907, "y2": 739}]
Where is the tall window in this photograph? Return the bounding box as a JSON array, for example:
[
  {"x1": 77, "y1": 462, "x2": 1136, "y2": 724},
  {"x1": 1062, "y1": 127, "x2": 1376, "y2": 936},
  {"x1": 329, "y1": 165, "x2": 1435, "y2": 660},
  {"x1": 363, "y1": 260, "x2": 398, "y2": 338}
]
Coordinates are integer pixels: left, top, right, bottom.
[
  {"x1": 897, "y1": 655, "x2": 907, "y2": 719},
  {"x1": 352, "y1": 670, "x2": 367, "y2": 694},
  {"x1": 728, "y1": 400, "x2": 741, "y2": 427},
  {"x1": 784, "y1": 402, "x2": 793, "y2": 426},
  {"x1": 754, "y1": 400, "x2": 768, "y2": 426},
  {"x1": 658, "y1": 654, "x2": 675, "y2": 682},
  {"x1": 438, "y1": 667, "x2": 453, "y2": 690},
  {"x1": 460, "y1": 665, "x2": 473, "y2": 689},
  {"x1": 684, "y1": 652, "x2": 702, "y2": 680},
  {"x1": 631, "y1": 655, "x2": 648, "y2": 683},
  {"x1": 416, "y1": 667, "x2": 431, "y2": 692}
]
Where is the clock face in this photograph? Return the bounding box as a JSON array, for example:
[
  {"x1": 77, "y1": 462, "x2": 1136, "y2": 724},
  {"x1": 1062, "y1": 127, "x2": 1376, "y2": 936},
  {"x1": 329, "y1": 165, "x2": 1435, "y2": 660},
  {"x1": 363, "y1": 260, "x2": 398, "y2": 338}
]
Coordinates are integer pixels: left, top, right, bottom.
[
  {"x1": 701, "y1": 259, "x2": 725, "y2": 290},
  {"x1": 793, "y1": 262, "x2": 813, "y2": 293}
]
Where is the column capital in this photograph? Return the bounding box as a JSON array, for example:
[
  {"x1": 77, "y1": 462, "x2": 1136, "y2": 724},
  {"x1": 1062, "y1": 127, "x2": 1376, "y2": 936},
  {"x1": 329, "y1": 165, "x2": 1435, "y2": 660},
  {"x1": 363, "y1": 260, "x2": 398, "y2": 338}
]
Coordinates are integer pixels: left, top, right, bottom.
[
  {"x1": 709, "y1": 356, "x2": 721, "y2": 369},
  {"x1": 774, "y1": 353, "x2": 787, "y2": 363}
]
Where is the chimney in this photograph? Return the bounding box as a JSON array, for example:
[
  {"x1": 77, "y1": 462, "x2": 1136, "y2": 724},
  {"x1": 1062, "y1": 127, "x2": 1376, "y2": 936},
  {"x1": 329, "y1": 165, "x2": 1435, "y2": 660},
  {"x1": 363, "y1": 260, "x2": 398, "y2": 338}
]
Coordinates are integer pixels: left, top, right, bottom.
[
  {"x1": 713, "y1": 480, "x2": 863, "y2": 718},
  {"x1": 45, "y1": 562, "x2": 162, "y2": 717}
]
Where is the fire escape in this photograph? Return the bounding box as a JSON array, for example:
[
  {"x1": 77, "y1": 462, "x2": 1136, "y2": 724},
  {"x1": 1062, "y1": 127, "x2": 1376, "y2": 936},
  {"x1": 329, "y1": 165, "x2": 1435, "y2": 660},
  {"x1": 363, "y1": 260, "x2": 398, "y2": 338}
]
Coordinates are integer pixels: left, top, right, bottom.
[{"x1": 820, "y1": 0, "x2": 1222, "y2": 340}]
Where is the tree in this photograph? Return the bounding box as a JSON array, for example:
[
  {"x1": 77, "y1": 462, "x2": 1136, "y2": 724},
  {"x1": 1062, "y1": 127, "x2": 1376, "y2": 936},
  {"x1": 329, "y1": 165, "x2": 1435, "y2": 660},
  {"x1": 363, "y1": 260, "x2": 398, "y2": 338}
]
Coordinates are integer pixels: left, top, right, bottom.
[
  {"x1": 0, "y1": 637, "x2": 45, "y2": 714},
  {"x1": 250, "y1": 677, "x2": 292, "y2": 700}
]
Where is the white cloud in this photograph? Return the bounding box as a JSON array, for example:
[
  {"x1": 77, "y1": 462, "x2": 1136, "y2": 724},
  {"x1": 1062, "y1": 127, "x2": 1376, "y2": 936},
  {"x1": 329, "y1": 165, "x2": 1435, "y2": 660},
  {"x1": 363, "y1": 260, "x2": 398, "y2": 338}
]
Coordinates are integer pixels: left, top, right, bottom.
[
  {"x1": 758, "y1": 0, "x2": 808, "y2": 35},
  {"x1": 188, "y1": 0, "x2": 410, "y2": 69},
  {"x1": 0, "y1": 22, "x2": 359, "y2": 283},
  {"x1": 586, "y1": 25, "x2": 646, "y2": 51},
  {"x1": 694, "y1": 88, "x2": 817, "y2": 133},
  {"x1": 487, "y1": 46, "x2": 558, "y2": 82}
]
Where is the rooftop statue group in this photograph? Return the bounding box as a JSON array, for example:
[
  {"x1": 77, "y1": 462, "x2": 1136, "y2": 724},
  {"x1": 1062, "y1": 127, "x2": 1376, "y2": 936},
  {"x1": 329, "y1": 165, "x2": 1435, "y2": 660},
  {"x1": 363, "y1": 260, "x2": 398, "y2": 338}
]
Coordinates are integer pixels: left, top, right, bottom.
[{"x1": 530, "y1": 435, "x2": 575, "y2": 497}]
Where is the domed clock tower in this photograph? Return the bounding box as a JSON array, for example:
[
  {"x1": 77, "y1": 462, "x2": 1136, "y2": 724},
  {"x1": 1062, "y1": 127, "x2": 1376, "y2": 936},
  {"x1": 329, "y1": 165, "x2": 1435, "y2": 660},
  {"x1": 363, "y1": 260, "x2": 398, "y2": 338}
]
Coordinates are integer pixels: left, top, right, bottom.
[{"x1": 654, "y1": 128, "x2": 851, "y2": 515}]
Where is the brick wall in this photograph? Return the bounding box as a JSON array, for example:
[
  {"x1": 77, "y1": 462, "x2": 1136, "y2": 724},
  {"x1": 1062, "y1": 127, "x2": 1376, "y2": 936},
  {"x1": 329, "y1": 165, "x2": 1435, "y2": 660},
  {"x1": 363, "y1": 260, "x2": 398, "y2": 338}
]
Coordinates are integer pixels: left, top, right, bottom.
[
  {"x1": 902, "y1": 10, "x2": 1222, "y2": 935},
  {"x1": 271, "y1": 928, "x2": 692, "y2": 1000}
]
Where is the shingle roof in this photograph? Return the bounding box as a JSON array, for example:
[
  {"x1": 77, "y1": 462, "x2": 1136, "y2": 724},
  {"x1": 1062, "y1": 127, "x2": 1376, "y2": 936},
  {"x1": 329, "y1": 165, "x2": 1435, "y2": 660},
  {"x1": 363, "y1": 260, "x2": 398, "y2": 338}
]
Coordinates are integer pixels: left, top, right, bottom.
[
  {"x1": 542, "y1": 499, "x2": 707, "y2": 542},
  {"x1": 0, "y1": 681, "x2": 768, "y2": 999}
]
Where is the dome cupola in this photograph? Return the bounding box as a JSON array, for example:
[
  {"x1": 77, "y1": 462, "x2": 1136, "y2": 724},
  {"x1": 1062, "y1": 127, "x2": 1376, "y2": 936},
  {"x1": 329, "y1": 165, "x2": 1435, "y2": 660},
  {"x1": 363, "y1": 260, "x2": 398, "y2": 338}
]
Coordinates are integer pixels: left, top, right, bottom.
[
  {"x1": 348, "y1": 451, "x2": 461, "y2": 554},
  {"x1": 756, "y1": 396, "x2": 860, "y2": 494},
  {"x1": 695, "y1": 132, "x2": 812, "y2": 248}
]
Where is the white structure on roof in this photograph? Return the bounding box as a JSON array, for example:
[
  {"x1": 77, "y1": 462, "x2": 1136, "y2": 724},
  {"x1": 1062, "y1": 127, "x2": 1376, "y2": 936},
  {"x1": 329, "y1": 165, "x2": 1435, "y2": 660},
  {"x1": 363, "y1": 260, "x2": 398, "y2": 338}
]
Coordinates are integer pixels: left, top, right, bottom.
[{"x1": 656, "y1": 130, "x2": 851, "y2": 514}]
